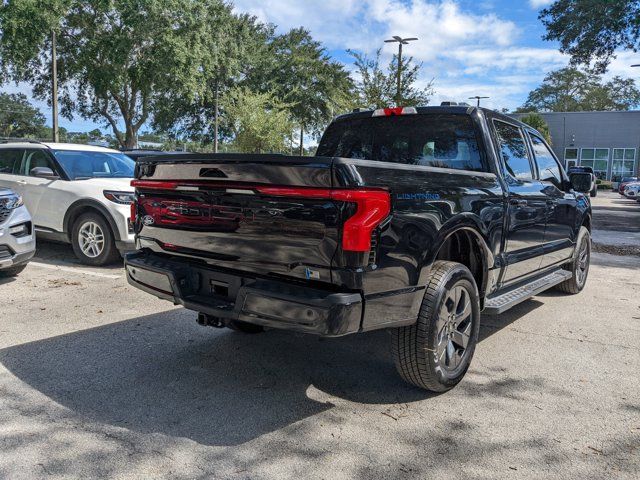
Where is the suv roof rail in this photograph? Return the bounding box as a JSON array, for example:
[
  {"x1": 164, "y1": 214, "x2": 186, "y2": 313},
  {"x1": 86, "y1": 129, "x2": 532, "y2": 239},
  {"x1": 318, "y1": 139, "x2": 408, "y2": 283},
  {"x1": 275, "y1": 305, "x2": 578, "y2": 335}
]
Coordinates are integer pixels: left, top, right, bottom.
[{"x1": 0, "y1": 139, "x2": 50, "y2": 147}]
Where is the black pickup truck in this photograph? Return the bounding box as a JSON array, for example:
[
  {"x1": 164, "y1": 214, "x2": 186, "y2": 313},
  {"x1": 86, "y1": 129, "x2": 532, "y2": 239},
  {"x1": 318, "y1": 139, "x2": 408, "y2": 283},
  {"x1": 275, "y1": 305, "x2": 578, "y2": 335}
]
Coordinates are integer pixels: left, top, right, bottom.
[{"x1": 125, "y1": 106, "x2": 593, "y2": 392}]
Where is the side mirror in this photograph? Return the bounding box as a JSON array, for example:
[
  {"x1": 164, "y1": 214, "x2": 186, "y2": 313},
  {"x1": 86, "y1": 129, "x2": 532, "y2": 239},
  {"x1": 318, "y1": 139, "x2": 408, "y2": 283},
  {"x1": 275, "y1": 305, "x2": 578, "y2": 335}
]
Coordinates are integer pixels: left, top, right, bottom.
[
  {"x1": 30, "y1": 166, "x2": 59, "y2": 180},
  {"x1": 569, "y1": 172, "x2": 593, "y2": 193}
]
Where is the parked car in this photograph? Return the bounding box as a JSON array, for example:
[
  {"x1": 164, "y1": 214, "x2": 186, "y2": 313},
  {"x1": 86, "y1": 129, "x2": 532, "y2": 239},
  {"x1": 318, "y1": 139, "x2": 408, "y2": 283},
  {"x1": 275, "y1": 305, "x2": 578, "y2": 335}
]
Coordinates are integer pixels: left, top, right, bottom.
[
  {"x1": 623, "y1": 182, "x2": 640, "y2": 199},
  {"x1": 0, "y1": 188, "x2": 36, "y2": 276},
  {"x1": 0, "y1": 141, "x2": 135, "y2": 265},
  {"x1": 124, "y1": 106, "x2": 592, "y2": 392},
  {"x1": 568, "y1": 165, "x2": 597, "y2": 197},
  {"x1": 618, "y1": 176, "x2": 639, "y2": 195}
]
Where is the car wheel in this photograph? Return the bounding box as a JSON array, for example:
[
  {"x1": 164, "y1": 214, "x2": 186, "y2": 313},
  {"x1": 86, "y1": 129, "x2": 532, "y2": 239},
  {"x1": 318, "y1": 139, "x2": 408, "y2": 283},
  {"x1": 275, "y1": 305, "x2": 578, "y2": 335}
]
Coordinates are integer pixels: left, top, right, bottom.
[
  {"x1": 557, "y1": 226, "x2": 591, "y2": 294},
  {"x1": 71, "y1": 212, "x2": 120, "y2": 266},
  {"x1": 0, "y1": 264, "x2": 27, "y2": 277},
  {"x1": 590, "y1": 188, "x2": 597, "y2": 197},
  {"x1": 391, "y1": 261, "x2": 481, "y2": 392},
  {"x1": 227, "y1": 320, "x2": 265, "y2": 333}
]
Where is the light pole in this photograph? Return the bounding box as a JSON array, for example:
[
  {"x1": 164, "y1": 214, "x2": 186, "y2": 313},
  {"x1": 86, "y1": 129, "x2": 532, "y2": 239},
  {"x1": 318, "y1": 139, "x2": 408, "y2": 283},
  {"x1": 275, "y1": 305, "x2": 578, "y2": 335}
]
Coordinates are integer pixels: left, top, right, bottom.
[
  {"x1": 384, "y1": 36, "x2": 418, "y2": 106},
  {"x1": 469, "y1": 96, "x2": 489, "y2": 107},
  {"x1": 51, "y1": 30, "x2": 59, "y2": 142}
]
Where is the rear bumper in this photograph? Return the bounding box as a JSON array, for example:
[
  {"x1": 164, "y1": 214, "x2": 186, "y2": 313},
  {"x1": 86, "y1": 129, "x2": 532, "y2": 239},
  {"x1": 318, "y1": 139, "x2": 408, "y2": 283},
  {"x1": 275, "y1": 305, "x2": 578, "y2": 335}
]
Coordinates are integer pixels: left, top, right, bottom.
[{"x1": 124, "y1": 252, "x2": 363, "y2": 337}]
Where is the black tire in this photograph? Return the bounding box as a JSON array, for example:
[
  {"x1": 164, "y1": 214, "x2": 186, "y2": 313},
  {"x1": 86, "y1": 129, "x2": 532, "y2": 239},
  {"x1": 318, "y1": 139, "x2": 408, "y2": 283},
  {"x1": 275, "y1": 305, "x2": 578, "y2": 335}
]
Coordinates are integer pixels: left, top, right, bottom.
[
  {"x1": 590, "y1": 189, "x2": 597, "y2": 197},
  {"x1": 556, "y1": 226, "x2": 591, "y2": 294},
  {"x1": 227, "y1": 320, "x2": 265, "y2": 334},
  {"x1": 71, "y1": 212, "x2": 120, "y2": 266},
  {"x1": 0, "y1": 264, "x2": 27, "y2": 277},
  {"x1": 391, "y1": 261, "x2": 481, "y2": 392}
]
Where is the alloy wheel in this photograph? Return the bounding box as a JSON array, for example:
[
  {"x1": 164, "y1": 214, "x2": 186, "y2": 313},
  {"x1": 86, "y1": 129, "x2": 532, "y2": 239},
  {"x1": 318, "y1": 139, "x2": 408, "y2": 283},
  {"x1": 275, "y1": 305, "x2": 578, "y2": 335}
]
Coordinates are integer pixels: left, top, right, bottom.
[
  {"x1": 78, "y1": 221, "x2": 105, "y2": 258},
  {"x1": 435, "y1": 285, "x2": 474, "y2": 372}
]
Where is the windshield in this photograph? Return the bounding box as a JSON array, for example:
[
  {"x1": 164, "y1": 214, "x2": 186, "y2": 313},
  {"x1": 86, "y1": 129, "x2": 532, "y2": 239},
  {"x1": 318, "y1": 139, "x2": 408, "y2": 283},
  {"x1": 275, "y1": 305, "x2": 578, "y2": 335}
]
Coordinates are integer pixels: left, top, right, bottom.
[
  {"x1": 53, "y1": 150, "x2": 135, "y2": 180},
  {"x1": 316, "y1": 113, "x2": 487, "y2": 172}
]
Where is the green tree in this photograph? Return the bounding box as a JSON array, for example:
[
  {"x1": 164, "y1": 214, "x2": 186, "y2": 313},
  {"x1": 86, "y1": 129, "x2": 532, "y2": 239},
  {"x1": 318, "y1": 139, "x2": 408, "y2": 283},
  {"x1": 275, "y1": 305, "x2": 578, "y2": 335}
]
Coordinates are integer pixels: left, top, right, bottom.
[
  {"x1": 0, "y1": 92, "x2": 47, "y2": 138},
  {"x1": 349, "y1": 49, "x2": 434, "y2": 110},
  {"x1": 250, "y1": 28, "x2": 353, "y2": 155},
  {"x1": 540, "y1": 0, "x2": 640, "y2": 72},
  {"x1": 0, "y1": 0, "x2": 233, "y2": 148},
  {"x1": 224, "y1": 87, "x2": 293, "y2": 154},
  {"x1": 519, "y1": 113, "x2": 552, "y2": 144},
  {"x1": 519, "y1": 67, "x2": 640, "y2": 112},
  {"x1": 152, "y1": 13, "x2": 272, "y2": 148}
]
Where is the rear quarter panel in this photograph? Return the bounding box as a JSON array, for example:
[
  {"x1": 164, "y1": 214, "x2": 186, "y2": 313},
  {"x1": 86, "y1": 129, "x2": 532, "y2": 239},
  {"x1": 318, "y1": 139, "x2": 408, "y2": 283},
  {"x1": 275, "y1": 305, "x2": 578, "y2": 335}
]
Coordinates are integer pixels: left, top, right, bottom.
[{"x1": 332, "y1": 159, "x2": 505, "y2": 330}]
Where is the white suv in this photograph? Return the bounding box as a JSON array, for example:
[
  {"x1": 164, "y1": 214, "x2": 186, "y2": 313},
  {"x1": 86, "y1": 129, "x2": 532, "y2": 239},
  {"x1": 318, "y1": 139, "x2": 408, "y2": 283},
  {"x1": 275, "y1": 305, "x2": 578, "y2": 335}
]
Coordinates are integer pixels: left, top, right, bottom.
[{"x1": 0, "y1": 141, "x2": 135, "y2": 265}]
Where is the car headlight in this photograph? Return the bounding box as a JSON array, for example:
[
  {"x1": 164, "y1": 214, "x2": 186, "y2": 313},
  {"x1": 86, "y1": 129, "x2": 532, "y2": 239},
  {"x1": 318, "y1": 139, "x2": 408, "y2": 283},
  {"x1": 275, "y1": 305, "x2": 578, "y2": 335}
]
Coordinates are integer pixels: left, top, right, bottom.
[
  {"x1": 0, "y1": 193, "x2": 23, "y2": 210},
  {"x1": 104, "y1": 190, "x2": 135, "y2": 205}
]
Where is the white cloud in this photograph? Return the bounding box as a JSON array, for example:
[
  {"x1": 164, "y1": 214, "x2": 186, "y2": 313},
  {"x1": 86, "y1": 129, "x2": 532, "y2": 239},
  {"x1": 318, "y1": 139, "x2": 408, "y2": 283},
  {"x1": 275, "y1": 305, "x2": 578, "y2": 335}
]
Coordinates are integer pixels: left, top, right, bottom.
[
  {"x1": 528, "y1": 0, "x2": 553, "y2": 8},
  {"x1": 233, "y1": 0, "x2": 518, "y2": 57}
]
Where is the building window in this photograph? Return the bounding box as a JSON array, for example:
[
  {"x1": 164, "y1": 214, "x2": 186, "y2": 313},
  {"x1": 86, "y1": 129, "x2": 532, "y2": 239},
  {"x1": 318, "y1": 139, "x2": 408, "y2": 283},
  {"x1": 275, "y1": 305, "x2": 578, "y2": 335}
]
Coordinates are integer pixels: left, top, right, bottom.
[
  {"x1": 564, "y1": 148, "x2": 578, "y2": 169},
  {"x1": 611, "y1": 148, "x2": 636, "y2": 182},
  {"x1": 580, "y1": 148, "x2": 609, "y2": 180}
]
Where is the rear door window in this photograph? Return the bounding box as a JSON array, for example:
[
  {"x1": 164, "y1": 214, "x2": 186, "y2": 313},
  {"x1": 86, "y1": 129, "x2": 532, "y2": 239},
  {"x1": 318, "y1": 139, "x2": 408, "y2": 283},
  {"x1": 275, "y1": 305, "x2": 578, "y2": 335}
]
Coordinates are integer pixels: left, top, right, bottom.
[
  {"x1": 316, "y1": 114, "x2": 488, "y2": 172},
  {"x1": 493, "y1": 120, "x2": 533, "y2": 181},
  {"x1": 0, "y1": 149, "x2": 24, "y2": 174}
]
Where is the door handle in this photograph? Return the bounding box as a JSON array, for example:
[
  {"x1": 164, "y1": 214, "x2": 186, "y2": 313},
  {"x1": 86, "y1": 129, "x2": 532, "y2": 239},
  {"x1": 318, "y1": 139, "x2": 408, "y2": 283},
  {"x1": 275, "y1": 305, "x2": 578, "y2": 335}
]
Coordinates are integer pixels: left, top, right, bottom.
[{"x1": 509, "y1": 199, "x2": 528, "y2": 207}]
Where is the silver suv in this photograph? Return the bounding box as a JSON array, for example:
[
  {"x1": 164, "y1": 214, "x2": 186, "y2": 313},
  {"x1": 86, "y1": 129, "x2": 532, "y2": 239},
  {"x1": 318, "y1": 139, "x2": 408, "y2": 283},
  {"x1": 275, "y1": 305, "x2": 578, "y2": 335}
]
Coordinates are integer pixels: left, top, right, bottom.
[{"x1": 0, "y1": 188, "x2": 36, "y2": 276}]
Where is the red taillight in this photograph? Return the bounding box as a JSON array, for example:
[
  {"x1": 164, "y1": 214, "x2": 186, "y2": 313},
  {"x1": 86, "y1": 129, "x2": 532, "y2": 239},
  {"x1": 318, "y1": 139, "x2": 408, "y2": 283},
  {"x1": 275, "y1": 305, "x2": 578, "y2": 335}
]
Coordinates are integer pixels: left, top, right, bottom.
[
  {"x1": 131, "y1": 180, "x2": 391, "y2": 252},
  {"x1": 255, "y1": 187, "x2": 390, "y2": 252},
  {"x1": 130, "y1": 200, "x2": 136, "y2": 223},
  {"x1": 330, "y1": 190, "x2": 390, "y2": 251}
]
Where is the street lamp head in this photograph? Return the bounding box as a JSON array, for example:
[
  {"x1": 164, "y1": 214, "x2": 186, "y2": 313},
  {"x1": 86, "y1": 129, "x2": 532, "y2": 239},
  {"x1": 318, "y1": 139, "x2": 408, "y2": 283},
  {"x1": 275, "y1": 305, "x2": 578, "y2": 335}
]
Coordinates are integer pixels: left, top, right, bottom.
[
  {"x1": 385, "y1": 36, "x2": 419, "y2": 45},
  {"x1": 632, "y1": 64, "x2": 640, "y2": 67}
]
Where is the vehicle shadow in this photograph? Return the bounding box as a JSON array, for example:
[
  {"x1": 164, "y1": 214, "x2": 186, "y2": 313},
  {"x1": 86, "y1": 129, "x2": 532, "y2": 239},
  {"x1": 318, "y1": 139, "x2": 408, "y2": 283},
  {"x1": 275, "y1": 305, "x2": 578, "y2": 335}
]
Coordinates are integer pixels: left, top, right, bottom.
[
  {"x1": 0, "y1": 298, "x2": 544, "y2": 447},
  {"x1": 32, "y1": 239, "x2": 124, "y2": 271}
]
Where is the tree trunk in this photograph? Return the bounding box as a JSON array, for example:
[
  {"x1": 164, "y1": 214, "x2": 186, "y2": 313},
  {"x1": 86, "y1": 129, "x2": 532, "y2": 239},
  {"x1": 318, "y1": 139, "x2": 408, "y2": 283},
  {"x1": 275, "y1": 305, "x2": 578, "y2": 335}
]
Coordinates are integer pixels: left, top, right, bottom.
[
  {"x1": 124, "y1": 122, "x2": 137, "y2": 149},
  {"x1": 299, "y1": 124, "x2": 304, "y2": 156},
  {"x1": 214, "y1": 82, "x2": 219, "y2": 153}
]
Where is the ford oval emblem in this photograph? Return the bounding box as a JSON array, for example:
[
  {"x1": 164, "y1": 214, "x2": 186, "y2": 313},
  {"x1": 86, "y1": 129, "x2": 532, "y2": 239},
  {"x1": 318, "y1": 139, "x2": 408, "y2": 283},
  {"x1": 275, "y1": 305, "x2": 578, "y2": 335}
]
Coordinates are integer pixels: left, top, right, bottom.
[{"x1": 142, "y1": 215, "x2": 155, "y2": 226}]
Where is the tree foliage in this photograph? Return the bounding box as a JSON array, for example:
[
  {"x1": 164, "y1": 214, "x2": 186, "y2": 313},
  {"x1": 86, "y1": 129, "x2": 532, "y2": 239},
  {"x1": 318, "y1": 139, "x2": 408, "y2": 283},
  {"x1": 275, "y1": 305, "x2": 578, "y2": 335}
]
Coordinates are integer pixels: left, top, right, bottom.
[
  {"x1": 249, "y1": 28, "x2": 353, "y2": 152},
  {"x1": 223, "y1": 87, "x2": 293, "y2": 154},
  {"x1": 152, "y1": 13, "x2": 272, "y2": 144},
  {"x1": 0, "y1": 0, "x2": 234, "y2": 148},
  {"x1": 519, "y1": 113, "x2": 552, "y2": 144},
  {"x1": 519, "y1": 67, "x2": 640, "y2": 112},
  {"x1": 349, "y1": 49, "x2": 434, "y2": 109},
  {"x1": 0, "y1": 92, "x2": 47, "y2": 138},
  {"x1": 540, "y1": 0, "x2": 640, "y2": 72}
]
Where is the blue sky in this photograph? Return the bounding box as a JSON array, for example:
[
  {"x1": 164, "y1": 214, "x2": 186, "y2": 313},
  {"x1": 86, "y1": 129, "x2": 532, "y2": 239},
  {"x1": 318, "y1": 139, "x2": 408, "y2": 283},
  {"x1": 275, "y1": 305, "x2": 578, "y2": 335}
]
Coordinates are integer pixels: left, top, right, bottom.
[{"x1": 6, "y1": 0, "x2": 640, "y2": 133}]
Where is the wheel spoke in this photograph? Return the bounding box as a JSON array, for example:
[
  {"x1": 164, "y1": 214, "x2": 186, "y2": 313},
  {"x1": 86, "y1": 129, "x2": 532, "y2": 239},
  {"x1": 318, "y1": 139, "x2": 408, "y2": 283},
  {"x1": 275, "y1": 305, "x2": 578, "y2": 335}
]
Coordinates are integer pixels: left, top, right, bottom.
[
  {"x1": 451, "y1": 322, "x2": 471, "y2": 349},
  {"x1": 446, "y1": 340, "x2": 456, "y2": 368}
]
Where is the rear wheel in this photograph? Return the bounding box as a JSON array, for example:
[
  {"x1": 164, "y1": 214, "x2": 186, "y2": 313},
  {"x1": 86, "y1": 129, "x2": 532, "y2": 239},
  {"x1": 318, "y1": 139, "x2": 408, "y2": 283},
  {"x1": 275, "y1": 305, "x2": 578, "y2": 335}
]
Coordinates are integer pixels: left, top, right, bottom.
[
  {"x1": 556, "y1": 226, "x2": 590, "y2": 294},
  {"x1": 71, "y1": 212, "x2": 120, "y2": 266},
  {"x1": 391, "y1": 261, "x2": 481, "y2": 392}
]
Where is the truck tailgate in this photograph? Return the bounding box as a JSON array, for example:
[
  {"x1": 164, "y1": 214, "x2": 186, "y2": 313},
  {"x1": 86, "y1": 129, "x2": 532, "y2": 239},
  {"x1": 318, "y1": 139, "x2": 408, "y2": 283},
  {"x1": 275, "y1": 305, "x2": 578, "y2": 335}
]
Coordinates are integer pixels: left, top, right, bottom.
[{"x1": 133, "y1": 155, "x2": 345, "y2": 284}]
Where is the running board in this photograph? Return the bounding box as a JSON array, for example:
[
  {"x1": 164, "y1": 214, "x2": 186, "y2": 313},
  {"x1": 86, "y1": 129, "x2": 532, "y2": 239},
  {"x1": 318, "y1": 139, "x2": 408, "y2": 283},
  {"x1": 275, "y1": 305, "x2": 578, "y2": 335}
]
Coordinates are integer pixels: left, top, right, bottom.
[{"x1": 484, "y1": 269, "x2": 572, "y2": 315}]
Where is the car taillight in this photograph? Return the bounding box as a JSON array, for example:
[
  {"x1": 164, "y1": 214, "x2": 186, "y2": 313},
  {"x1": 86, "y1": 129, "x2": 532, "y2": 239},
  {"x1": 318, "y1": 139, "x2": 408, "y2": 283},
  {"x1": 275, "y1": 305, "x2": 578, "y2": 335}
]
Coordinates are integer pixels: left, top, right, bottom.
[
  {"x1": 130, "y1": 200, "x2": 137, "y2": 223},
  {"x1": 255, "y1": 186, "x2": 390, "y2": 252}
]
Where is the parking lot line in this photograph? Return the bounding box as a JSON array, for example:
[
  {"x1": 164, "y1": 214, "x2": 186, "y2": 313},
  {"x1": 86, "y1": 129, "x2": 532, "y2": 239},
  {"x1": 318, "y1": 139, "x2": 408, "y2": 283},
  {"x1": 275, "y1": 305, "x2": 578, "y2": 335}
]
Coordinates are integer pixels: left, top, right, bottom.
[{"x1": 29, "y1": 261, "x2": 122, "y2": 280}]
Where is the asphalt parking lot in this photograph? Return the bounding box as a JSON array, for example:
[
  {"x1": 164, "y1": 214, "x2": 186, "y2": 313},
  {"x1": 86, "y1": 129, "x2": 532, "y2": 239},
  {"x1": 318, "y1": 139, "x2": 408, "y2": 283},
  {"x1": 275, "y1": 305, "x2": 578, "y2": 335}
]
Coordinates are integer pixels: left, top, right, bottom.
[{"x1": 1, "y1": 201, "x2": 639, "y2": 479}]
